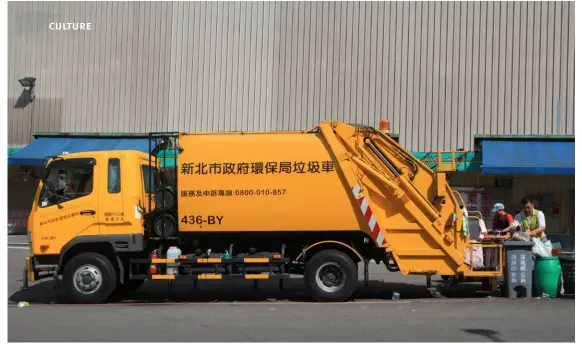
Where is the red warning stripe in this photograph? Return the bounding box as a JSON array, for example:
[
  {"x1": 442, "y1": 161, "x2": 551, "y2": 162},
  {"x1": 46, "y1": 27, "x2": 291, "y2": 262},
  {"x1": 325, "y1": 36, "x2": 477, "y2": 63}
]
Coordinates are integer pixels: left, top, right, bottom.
[
  {"x1": 372, "y1": 222, "x2": 381, "y2": 238},
  {"x1": 364, "y1": 206, "x2": 373, "y2": 222},
  {"x1": 352, "y1": 184, "x2": 386, "y2": 247}
]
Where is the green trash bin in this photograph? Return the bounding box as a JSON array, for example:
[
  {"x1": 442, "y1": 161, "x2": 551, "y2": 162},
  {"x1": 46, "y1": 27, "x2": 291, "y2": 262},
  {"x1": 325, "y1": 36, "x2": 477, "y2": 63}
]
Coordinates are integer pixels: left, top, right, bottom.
[{"x1": 533, "y1": 256, "x2": 562, "y2": 298}]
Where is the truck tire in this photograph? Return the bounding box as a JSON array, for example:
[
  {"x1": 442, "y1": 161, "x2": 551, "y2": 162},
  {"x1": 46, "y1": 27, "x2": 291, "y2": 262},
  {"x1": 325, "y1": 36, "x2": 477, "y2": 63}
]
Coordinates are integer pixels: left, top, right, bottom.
[
  {"x1": 304, "y1": 250, "x2": 358, "y2": 302},
  {"x1": 63, "y1": 252, "x2": 117, "y2": 304}
]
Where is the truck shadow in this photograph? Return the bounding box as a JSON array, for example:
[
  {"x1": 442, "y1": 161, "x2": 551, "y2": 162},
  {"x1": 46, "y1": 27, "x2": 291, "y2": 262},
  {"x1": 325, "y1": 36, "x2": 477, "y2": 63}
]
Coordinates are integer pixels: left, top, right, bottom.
[{"x1": 9, "y1": 278, "x2": 494, "y2": 305}]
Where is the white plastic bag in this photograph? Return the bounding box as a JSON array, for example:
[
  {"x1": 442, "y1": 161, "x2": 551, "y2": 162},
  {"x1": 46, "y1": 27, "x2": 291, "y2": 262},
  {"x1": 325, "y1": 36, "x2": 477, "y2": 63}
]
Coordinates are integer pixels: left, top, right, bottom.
[
  {"x1": 544, "y1": 240, "x2": 553, "y2": 256},
  {"x1": 477, "y1": 219, "x2": 488, "y2": 240},
  {"x1": 464, "y1": 246, "x2": 484, "y2": 268},
  {"x1": 532, "y1": 237, "x2": 552, "y2": 257}
]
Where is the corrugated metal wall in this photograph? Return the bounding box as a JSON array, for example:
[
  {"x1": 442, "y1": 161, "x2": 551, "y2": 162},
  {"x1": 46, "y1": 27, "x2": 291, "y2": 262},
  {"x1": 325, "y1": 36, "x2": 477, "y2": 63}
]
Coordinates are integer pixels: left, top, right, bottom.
[{"x1": 8, "y1": 1, "x2": 575, "y2": 151}]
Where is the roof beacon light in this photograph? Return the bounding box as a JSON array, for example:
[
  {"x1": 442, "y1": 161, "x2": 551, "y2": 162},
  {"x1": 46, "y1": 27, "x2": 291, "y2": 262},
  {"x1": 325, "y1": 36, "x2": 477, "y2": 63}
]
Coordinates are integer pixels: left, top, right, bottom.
[{"x1": 378, "y1": 120, "x2": 390, "y2": 133}]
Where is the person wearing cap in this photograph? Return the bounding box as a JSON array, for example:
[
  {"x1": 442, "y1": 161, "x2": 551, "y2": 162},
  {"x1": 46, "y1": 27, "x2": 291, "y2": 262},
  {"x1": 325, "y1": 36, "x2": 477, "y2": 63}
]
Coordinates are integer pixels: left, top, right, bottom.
[
  {"x1": 490, "y1": 203, "x2": 514, "y2": 235},
  {"x1": 57, "y1": 170, "x2": 69, "y2": 194},
  {"x1": 510, "y1": 197, "x2": 548, "y2": 242}
]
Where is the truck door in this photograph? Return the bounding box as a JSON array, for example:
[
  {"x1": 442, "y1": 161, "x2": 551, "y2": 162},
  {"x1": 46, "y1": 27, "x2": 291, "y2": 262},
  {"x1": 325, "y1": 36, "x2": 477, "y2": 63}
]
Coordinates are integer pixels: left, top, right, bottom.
[
  {"x1": 98, "y1": 155, "x2": 127, "y2": 234},
  {"x1": 31, "y1": 157, "x2": 101, "y2": 256},
  {"x1": 97, "y1": 154, "x2": 147, "y2": 236}
]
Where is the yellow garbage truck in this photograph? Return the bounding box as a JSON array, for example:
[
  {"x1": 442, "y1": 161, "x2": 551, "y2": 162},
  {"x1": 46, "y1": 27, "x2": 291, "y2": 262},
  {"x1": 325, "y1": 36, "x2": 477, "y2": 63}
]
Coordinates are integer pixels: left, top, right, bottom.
[{"x1": 23, "y1": 121, "x2": 501, "y2": 303}]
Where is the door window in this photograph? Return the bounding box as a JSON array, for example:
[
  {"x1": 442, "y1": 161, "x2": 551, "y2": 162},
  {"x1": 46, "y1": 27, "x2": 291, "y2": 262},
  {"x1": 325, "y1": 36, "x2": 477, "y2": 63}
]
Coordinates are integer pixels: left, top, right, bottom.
[
  {"x1": 39, "y1": 159, "x2": 95, "y2": 208},
  {"x1": 108, "y1": 158, "x2": 121, "y2": 193}
]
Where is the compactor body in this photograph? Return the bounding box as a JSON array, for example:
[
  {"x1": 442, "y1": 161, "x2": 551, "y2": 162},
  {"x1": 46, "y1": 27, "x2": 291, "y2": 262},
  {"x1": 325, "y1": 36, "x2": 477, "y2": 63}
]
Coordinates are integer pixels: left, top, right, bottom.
[
  {"x1": 176, "y1": 121, "x2": 469, "y2": 276},
  {"x1": 177, "y1": 131, "x2": 360, "y2": 232}
]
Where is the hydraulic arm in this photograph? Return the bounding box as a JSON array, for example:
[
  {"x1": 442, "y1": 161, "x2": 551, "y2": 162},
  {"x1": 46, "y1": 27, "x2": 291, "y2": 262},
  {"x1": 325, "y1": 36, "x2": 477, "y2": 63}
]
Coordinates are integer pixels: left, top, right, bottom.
[{"x1": 316, "y1": 121, "x2": 467, "y2": 275}]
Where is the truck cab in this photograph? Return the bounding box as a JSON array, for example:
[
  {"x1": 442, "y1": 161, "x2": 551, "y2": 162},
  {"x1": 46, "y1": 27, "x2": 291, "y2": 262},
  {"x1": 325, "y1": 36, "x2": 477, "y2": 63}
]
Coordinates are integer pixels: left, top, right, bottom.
[{"x1": 24, "y1": 150, "x2": 157, "y2": 302}]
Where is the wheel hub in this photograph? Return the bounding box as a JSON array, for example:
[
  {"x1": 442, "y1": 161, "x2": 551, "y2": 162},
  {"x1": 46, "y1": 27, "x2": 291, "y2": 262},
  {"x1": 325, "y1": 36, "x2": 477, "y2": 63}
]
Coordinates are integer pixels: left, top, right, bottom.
[
  {"x1": 315, "y1": 262, "x2": 346, "y2": 293},
  {"x1": 73, "y1": 264, "x2": 102, "y2": 295}
]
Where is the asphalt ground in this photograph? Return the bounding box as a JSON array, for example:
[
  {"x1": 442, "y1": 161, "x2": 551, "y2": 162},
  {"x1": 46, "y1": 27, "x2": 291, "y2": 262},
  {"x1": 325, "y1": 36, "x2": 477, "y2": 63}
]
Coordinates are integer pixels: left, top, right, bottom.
[{"x1": 7, "y1": 237, "x2": 576, "y2": 342}]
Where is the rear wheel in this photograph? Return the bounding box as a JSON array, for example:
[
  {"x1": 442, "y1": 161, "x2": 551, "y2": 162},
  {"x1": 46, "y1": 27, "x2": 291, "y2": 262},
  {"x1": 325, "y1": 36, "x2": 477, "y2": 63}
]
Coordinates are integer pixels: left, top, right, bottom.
[
  {"x1": 63, "y1": 252, "x2": 117, "y2": 304},
  {"x1": 304, "y1": 250, "x2": 358, "y2": 302}
]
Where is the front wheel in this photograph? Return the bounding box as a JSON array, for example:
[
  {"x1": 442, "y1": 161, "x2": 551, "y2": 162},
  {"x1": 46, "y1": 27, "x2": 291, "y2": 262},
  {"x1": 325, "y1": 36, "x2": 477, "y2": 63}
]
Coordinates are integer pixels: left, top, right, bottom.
[
  {"x1": 63, "y1": 252, "x2": 117, "y2": 304},
  {"x1": 304, "y1": 250, "x2": 358, "y2": 302}
]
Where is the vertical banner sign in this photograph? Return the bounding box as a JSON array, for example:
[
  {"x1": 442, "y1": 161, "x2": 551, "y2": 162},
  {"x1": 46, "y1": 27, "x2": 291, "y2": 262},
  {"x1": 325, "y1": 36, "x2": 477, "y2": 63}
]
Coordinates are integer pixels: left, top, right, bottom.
[
  {"x1": 454, "y1": 188, "x2": 495, "y2": 230},
  {"x1": 466, "y1": 191, "x2": 479, "y2": 214}
]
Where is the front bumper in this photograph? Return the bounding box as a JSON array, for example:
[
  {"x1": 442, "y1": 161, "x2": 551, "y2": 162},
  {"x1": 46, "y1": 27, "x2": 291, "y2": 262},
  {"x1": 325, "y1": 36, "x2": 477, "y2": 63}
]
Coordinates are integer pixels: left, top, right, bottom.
[
  {"x1": 22, "y1": 256, "x2": 58, "y2": 290},
  {"x1": 22, "y1": 256, "x2": 34, "y2": 289}
]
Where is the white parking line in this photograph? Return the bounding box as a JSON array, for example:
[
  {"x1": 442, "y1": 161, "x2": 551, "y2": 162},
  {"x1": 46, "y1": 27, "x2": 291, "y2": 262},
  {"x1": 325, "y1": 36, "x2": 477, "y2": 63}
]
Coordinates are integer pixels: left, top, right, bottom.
[{"x1": 8, "y1": 246, "x2": 30, "y2": 250}]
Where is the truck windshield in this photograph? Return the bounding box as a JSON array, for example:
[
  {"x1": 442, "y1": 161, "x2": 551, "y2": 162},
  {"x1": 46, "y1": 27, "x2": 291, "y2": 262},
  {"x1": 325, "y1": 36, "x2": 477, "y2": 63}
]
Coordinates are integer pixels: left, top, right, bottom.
[
  {"x1": 39, "y1": 158, "x2": 96, "y2": 208},
  {"x1": 142, "y1": 165, "x2": 161, "y2": 193}
]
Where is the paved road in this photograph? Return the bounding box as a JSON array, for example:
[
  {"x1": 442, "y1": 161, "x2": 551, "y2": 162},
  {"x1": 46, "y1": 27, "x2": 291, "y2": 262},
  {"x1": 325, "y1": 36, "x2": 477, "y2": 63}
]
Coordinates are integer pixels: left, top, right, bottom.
[
  {"x1": 9, "y1": 298, "x2": 575, "y2": 342},
  {"x1": 7, "y1": 241, "x2": 575, "y2": 342}
]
